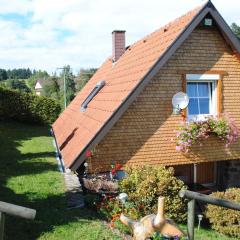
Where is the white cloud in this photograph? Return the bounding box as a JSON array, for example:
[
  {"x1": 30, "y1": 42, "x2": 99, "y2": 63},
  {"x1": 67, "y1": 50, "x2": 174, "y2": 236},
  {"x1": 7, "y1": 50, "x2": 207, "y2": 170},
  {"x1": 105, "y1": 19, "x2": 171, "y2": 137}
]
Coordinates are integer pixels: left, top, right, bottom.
[
  {"x1": 0, "y1": 0, "x2": 239, "y2": 73},
  {"x1": 0, "y1": 0, "x2": 32, "y2": 14}
]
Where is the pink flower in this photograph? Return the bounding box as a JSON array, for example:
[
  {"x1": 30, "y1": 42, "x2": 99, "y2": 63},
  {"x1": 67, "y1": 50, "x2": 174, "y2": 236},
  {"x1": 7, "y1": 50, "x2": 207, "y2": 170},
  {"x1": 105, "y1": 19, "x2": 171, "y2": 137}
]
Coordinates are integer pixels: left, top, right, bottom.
[{"x1": 176, "y1": 145, "x2": 182, "y2": 151}]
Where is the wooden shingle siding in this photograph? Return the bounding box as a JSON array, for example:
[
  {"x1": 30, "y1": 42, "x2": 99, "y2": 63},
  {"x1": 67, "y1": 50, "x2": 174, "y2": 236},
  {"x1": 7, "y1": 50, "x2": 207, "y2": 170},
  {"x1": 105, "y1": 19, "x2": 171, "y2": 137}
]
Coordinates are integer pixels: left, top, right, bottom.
[{"x1": 89, "y1": 27, "x2": 240, "y2": 172}]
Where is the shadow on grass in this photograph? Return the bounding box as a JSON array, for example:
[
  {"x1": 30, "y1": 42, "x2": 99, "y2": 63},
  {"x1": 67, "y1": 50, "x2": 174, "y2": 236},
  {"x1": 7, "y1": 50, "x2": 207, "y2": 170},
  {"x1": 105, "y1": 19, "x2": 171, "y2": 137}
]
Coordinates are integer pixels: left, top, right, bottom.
[{"x1": 0, "y1": 120, "x2": 103, "y2": 240}]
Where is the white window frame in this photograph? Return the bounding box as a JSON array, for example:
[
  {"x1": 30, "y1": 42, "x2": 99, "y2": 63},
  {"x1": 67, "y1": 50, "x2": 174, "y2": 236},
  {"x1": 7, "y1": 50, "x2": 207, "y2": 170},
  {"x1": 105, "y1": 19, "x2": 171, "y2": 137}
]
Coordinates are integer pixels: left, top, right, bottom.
[{"x1": 186, "y1": 74, "x2": 219, "y2": 121}]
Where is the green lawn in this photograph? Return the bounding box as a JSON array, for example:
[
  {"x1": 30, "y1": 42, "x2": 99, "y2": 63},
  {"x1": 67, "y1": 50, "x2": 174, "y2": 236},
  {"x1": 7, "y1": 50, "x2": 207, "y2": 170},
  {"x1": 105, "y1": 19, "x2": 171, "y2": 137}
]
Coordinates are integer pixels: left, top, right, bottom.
[
  {"x1": 0, "y1": 120, "x2": 120, "y2": 240},
  {"x1": 0, "y1": 120, "x2": 237, "y2": 240}
]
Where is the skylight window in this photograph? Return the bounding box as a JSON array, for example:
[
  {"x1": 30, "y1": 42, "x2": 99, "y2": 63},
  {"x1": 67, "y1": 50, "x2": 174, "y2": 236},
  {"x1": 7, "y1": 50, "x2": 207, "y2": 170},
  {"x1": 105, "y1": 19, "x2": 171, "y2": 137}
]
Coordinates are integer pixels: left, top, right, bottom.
[{"x1": 80, "y1": 80, "x2": 105, "y2": 112}]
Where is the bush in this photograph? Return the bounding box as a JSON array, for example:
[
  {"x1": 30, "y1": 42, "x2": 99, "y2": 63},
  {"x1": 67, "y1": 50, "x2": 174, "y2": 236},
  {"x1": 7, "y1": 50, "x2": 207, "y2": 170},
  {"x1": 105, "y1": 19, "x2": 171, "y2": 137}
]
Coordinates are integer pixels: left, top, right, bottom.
[
  {"x1": 206, "y1": 188, "x2": 240, "y2": 238},
  {"x1": 119, "y1": 165, "x2": 187, "y2": 222},
  {"x1": 0, "y1": 87, "x2": 61, "y2": 124}
]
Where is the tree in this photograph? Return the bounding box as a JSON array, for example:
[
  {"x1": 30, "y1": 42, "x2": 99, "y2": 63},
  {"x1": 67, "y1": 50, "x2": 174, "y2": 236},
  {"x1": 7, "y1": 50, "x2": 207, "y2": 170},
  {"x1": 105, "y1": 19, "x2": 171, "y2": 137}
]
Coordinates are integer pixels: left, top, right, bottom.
[
  {"x1": 0, "y1": 69, "x2": 7, "y2": 81},
  {"x1": 7, "y1": 68, "x2": 33, "y2": 79},
  {"x1": 231, "y1": 23, "x2": 240, "y2": 38},
  {"x1": 75, "y1": 68, "x2": 97, "y2": 91},
  {"x1": 42, "y1": 76, "x2": 60, "y2": 100},
  {"x1": 5, "y1": 79, "x2": 31, "y2": 92}
]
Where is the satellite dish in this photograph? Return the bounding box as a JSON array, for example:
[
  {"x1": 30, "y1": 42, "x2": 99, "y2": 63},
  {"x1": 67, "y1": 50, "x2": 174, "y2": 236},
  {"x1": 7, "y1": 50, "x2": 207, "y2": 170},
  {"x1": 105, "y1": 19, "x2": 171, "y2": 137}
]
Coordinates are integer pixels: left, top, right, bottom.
[{"x1": 172, "y1": 92, "x2": 189, "y2": 112}]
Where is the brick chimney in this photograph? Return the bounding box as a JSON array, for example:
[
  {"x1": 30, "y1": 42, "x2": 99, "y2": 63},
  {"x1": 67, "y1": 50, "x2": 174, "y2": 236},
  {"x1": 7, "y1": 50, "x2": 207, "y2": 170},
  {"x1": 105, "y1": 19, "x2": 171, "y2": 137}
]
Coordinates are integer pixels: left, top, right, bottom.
[{"x1": 112, "y1": 30, "x2": 126, "y2": 62}]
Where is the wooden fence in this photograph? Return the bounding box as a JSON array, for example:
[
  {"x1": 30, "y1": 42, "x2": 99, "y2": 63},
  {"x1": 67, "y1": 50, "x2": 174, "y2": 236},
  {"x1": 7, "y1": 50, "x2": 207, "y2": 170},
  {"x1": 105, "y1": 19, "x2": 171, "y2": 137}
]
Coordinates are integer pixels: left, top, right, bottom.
[{"x1": 179, "y1": 189, "x2": 240, "y2": 240}]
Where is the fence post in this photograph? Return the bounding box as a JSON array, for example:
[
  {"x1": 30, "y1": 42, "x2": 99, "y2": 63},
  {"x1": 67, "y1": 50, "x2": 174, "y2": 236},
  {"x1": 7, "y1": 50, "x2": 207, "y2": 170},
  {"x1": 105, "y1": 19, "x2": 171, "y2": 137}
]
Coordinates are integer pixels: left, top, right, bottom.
[
  {"x1": 187, "y1": 199, "x2": 195, "y2": 240},
  {"x1": 0, "y1": 211, "x2": 5, "y2": 240}
]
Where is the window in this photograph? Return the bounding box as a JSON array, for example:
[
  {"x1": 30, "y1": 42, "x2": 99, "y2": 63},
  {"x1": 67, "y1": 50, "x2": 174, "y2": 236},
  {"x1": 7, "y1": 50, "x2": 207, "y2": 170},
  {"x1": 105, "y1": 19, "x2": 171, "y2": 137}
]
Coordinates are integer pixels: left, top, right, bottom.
[
  {"x1": 81, "y1": 80, "x2": 105, "y2": 112},
  {"x1": 186, "y1": 74, "x2": 219, "y2": 121}
]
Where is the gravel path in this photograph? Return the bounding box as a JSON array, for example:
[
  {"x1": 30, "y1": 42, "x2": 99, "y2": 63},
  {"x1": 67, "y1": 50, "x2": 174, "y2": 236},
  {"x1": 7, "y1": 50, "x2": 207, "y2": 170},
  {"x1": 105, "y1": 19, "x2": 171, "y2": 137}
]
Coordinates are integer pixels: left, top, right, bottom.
[{"x1": 64, "y1": 169, "x2": 85, "y2": 209}]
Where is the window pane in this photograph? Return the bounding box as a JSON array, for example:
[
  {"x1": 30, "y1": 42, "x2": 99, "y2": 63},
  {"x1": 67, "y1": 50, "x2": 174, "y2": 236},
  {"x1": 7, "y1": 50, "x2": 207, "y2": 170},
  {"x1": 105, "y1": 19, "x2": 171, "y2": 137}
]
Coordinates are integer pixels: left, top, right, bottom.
[
  {"x1": 198, "y1": 83, "x2": 209, "y2": 97},
  {"x1": 188, "y1": 98, "x2": 199, "y2": 115},
  {"x1": 187, "y1": 83, "x2": 197, "y2": 97},
  {"x1": 199, "y1": 98, "x2": 209, "y2": 114}
]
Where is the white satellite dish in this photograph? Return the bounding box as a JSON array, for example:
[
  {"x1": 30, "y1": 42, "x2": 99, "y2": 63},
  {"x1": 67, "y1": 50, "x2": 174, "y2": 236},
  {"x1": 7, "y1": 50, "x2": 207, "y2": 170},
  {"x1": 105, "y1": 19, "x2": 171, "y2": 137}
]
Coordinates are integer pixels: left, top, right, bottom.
[{"x1": 172, "y1": 92, "x2": 189, "y2": 114}]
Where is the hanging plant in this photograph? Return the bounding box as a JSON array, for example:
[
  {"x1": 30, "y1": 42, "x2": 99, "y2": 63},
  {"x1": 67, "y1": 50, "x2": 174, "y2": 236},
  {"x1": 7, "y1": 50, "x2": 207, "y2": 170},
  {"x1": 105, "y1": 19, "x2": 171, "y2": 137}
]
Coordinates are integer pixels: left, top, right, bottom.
[{"x1": 175, "y1": 114, "x2": 239, "y2": 153}]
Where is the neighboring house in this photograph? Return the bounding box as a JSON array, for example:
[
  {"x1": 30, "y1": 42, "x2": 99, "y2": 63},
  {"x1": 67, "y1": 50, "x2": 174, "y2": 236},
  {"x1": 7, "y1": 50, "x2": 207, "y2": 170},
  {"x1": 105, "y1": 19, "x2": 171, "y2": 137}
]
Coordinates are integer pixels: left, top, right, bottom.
[
  {"x1": 52, "y1": 1, "x2": 240, "y2": 189},
  {"x1": 34, "y1": 78, "x2": 44, "y2": 96}
]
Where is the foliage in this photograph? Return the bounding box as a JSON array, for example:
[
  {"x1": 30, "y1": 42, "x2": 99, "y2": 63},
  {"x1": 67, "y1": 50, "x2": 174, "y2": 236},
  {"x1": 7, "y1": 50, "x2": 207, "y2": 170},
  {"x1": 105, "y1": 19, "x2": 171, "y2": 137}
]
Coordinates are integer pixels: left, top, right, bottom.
[
  {"x1": 175, "y1": 115, "x2": 239, "y2": 152},
  {"x1": 5, "y1": 79, "x2": 31, "y2": 92},
  {"x1": 0, "y1": 68, "x2": 8, "y2": 81},
  {"x1": 7, "y1": 68, "x2": 32, "y2": 79},
  {"x1": 119, "y1": 165, "x2": 187, "y2": 222},
  {"x1": 206, "y1": 188, "x2": 240, "y2": 238},
  {"x1": 0, "y1": 121, "x2": 120, "y2": 240},
  {"x1": 231, "y1": 23, "x2": 240, "y2": 38},
  {"x1": 42, "y1": 76, "x2": 61, "y2": 100},
  {"x1": 0, "y1": 87, "x2": 61, "y2": 124},
  {"x1": 75, "y1": 68, "x2": 97, "y2": 91}
]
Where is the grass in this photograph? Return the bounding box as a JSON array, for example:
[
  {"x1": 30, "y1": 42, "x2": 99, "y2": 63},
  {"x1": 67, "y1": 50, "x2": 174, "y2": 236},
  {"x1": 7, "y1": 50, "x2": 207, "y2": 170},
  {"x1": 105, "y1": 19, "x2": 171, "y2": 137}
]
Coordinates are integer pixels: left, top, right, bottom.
[
  {"x1": 179, "y1": 224, "x2": 238, "y2": 240},
  {"x1": 0, "y1": 120, "x2": 121, "y2": 240}
]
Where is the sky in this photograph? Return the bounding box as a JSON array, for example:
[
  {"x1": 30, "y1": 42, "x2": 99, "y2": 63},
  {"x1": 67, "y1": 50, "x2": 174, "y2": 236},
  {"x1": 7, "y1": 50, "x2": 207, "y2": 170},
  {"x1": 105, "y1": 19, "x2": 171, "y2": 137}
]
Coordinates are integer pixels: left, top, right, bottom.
[{"x1": 0, "y1": 0, "x2": 239, "y2": 74}]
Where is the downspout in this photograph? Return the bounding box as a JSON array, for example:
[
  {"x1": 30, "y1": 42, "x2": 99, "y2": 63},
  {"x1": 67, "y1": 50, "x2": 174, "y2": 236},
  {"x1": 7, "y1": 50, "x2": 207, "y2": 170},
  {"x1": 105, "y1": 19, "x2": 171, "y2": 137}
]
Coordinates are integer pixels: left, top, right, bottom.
[{"x1": 50, "y1": 128, "x2": 65, "y2": 173}]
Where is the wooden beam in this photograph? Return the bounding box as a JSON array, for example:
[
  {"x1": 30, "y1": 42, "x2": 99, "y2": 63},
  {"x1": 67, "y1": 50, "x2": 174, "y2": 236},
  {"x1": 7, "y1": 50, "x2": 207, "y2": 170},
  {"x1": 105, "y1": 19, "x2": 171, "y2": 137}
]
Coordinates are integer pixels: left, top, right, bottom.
[
  {"x1": 179, "y1": 190, "x2": 240, "y2": 211},
  {"x1": 187, "y1": 200, "x2": 195, "y2": 240},
  {"x1": 0, "y1": 212, "x2": 5, "y2": 240},
  {"x1": 181, "y1": 74, "x2": 187, "y2": 120},
  {"x1": 177, "y1": 70, "x2": 228, "y2": 76},
  {"x1": 217, "y1": 75, "x2": 223, "y2": 115},
  {"x1": 0, "y1": 201, "x2": 36, "y2": 220}
]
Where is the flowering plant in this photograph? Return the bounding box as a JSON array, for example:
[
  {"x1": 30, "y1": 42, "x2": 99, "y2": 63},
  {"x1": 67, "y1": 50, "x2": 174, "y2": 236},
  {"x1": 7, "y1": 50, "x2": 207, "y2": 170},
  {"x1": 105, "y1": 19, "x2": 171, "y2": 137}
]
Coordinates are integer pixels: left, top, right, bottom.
[
  {"x1": 111, "y1": 163, "x2": 122, "y2": 176},
  {"x1": 175, "y1": 115, "x2": 239, "y2": 153},
  {"x1": 85, "y1": 150, "x2": 92, "y2": 158}
]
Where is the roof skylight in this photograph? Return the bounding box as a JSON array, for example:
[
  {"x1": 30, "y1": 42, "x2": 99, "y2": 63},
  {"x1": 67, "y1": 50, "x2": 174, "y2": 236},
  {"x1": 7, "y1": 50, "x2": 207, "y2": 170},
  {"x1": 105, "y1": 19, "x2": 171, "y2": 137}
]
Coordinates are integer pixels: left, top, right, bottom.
[{"x1": 80, "y1": 80, "x2": 105, "y2": 112}]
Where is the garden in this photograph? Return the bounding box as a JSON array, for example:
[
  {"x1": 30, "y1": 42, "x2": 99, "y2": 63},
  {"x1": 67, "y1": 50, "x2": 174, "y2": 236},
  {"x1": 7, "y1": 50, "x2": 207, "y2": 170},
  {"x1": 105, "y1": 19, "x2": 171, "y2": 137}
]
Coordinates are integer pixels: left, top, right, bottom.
[{"x1": 81, "y1": 162, "x2": 240, "y2": 239}]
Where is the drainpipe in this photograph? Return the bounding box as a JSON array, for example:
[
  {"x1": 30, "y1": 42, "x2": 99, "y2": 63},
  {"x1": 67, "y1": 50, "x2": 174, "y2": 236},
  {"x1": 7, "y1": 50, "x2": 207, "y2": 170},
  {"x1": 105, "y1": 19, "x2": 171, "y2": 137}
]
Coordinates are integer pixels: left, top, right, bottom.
[{"x1": 50, "y1": 128, "x2": 65, "y2": 173}]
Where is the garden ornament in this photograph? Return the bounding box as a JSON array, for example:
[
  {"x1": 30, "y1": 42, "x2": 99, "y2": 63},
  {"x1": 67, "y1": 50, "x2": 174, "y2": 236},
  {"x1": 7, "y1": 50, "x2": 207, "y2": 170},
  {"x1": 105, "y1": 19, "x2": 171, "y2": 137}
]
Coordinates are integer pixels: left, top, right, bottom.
[
  {"x1": 118, "y1": 193, "x2": 128, "y2": 204},
  {"x1": 120, "y1": 197, "x2": 185, "y2": 240}
]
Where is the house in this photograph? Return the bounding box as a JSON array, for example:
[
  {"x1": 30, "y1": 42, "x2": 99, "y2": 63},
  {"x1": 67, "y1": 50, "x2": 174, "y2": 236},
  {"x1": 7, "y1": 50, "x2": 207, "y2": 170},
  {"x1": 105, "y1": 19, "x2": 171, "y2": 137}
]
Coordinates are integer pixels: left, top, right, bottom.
[
  {"x1": 34, "y1": 78, "x2": 45, "y2": 96},
  {"x1": 52, "y1": 1, "x2": 240, "y2": 189}
]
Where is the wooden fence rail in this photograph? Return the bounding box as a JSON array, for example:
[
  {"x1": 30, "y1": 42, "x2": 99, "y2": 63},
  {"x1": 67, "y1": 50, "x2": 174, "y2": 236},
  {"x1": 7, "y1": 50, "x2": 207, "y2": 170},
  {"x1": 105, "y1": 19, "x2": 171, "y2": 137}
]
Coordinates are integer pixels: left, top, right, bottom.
[
  {"x1": 0, "y1": 201, "x2": 36, "y2": 240},
  {"x1": 179, "y1": 189, "x2": 240, "y2": 240}
]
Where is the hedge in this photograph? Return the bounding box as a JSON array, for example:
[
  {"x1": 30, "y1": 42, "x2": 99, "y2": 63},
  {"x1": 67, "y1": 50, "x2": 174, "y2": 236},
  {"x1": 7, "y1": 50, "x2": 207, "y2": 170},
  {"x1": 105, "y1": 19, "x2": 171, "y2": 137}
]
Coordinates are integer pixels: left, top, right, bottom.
[
  {"x1": 206, "y1": 188, "x2": 240, "y2": 238},
  {"x1": 0, "y1": 87, "x2": 61, "y2": 124}
]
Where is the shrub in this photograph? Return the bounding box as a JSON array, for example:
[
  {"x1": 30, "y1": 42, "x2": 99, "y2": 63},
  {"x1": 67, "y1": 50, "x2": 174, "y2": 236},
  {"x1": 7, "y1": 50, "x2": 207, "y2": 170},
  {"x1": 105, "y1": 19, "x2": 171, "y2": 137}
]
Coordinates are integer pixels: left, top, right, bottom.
[
  {"x1": 206, "y1": 188, "x2": 240, "y2": 238},
  {"x1": 0, "y1": 87, "x2": 61, "y2": 124},
  {"x1": 119, "y1": 165, "x2": 187, "y2": 222}
]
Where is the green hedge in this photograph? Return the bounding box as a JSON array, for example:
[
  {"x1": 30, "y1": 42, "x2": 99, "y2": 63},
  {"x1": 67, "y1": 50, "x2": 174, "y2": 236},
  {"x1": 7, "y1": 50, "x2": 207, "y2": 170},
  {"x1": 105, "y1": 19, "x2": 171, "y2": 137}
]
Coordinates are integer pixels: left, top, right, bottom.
[
  {"x1": 0, "y1": 87, "x2": 61, "y2": 124},
  {"x1": 206, "y1": 188, "x2": 240, "y2": 238}
]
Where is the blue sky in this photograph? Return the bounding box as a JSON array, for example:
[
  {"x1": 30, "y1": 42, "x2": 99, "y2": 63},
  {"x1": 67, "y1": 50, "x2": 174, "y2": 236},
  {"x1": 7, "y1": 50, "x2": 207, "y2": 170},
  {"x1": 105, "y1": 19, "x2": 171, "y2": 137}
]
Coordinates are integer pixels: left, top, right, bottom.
[{"x1": 0, "y1": 0, "x2": 239, "y2": 74}]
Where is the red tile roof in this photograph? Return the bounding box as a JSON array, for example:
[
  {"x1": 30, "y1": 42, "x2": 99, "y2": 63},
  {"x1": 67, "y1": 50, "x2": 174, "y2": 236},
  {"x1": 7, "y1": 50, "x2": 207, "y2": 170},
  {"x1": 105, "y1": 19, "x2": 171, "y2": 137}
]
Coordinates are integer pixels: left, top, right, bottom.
[{"x1": 52, "y1": 2, "x2": 236, "y2": 170}]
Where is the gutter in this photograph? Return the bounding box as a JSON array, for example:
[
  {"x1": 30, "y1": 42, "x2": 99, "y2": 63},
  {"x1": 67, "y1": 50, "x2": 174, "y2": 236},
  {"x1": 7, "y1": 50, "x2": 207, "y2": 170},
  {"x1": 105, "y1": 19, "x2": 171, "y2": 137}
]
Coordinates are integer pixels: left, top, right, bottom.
[{"x1": 50, "y1": 128, "x2": 65, "y2": 173}]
